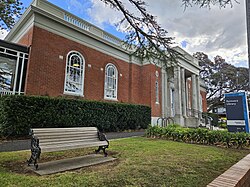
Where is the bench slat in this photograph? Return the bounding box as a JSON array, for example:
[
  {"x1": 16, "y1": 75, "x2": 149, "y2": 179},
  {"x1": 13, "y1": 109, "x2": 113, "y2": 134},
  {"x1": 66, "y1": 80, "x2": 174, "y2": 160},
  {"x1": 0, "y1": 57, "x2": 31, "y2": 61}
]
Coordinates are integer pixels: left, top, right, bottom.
[
  {"x1": 33, "y1": 131, "x2": 98, "y2": 136},
  {"x1": 39, "y1": 138, "x2": 101, "y2": 146},
  {"x1": 32, "y1": 127, "x2": 97, "y2": 133},
  {"x1": 38, "y1": 135, "x2": 98, "y2": 143},
  {"x1": 34, "y1": 134, "x2": 97, "y2": 139},
  {"x1": 41, "y1": 141, "x2": 108, "y2": 152}
]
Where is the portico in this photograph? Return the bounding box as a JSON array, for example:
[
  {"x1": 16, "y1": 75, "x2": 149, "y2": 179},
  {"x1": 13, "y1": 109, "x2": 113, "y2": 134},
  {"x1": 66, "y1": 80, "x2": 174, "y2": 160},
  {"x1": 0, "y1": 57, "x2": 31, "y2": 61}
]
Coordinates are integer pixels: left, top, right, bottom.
[{"x1": 161, "y1": 47, "x2": 204, "y2": 127}]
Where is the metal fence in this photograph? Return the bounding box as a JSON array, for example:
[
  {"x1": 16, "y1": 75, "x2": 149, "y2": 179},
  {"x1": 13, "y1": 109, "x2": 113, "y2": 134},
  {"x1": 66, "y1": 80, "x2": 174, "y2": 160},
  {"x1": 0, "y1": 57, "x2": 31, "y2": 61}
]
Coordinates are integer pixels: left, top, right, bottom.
[{"x1": 0, "y1": 90, "x2": 24, "y2": 97}]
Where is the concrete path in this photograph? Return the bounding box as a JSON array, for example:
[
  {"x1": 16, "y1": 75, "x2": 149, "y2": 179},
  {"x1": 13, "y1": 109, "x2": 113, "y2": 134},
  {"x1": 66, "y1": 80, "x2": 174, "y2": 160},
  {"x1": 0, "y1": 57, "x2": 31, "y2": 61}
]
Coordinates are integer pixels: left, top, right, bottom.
[
  {"x1": 31, "y1": 154, "x2": 117, "y2": 175},
  {"x1": 0, "y1": 130, "x2": 145, "y2": 152}
]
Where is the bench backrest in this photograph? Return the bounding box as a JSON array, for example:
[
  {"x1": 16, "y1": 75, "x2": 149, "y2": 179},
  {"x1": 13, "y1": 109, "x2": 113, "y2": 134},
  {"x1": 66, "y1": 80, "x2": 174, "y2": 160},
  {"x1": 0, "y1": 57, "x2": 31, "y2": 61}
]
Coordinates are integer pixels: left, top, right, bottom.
[{"x1": 31, "y1": 127, "x2": 108, "y2": 152}]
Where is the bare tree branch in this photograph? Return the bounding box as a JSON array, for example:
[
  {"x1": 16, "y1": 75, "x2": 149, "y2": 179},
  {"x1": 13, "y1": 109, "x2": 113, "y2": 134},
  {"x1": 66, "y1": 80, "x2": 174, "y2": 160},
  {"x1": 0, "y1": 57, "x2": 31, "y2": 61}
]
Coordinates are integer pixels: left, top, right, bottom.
[
  {"x1": 182, "y1": 0, "x2": 238, "y2": 9},
  {"x1": 100, "y1": 0, "x2": 180, "y2": 67},
  {"x1": 0, "y1": 0, "x2": 238, "y2": 68}
]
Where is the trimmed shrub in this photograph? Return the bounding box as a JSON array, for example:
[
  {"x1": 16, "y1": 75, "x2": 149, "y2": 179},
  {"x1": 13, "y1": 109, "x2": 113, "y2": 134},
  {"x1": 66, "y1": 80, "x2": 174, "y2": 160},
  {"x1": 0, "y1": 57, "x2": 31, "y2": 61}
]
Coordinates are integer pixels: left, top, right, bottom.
[
  {"x1": 0, "y1": 95, "x2": 151, "y2": 137},
  {"x1": 146, "y1": 125, "x2": 250, "y2": 149}
]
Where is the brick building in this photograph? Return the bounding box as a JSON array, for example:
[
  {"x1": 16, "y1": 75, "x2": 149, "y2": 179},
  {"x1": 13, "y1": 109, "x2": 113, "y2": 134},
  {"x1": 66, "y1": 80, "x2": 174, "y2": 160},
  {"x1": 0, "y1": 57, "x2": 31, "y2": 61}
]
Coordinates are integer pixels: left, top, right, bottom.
[{"x1": 1, "y1": 0, "x2": 207, "y2": 127}]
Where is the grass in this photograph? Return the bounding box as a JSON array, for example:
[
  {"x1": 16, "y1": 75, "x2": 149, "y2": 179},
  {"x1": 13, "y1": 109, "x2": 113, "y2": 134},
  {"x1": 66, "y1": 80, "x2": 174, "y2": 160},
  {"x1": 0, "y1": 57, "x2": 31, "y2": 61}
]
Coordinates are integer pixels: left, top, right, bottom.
[{"x1": 0, "y1": 137, "x2": 249, "y2": 187}]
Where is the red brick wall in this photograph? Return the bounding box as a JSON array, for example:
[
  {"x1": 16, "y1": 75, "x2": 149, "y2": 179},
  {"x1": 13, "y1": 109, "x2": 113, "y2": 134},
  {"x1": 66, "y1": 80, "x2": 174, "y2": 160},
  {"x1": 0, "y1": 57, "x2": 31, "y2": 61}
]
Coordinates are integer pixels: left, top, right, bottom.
[
  {"x1": 17, "y1": 26, "x2": 162, "y2": 116},
  {"x1": 16, "y1": 27, "x2": 34, "y2": 95},
  {"x1": 187, "y1": 79, "x2": 192, "y2": 109},
  {"x1": 17, "y1": 27, "x2": 33, "y2": 46},
  {"x1": 200, "y1": 90, "x2": 207, "y2": 112}
]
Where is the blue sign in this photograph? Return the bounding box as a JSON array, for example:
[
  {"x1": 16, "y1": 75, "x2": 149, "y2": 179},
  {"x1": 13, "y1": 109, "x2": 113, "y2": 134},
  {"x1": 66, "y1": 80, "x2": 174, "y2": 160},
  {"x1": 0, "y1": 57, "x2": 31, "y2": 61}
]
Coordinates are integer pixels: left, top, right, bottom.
[{"x1": 224, "y1": 92, "x2": 249, "y2": 133}]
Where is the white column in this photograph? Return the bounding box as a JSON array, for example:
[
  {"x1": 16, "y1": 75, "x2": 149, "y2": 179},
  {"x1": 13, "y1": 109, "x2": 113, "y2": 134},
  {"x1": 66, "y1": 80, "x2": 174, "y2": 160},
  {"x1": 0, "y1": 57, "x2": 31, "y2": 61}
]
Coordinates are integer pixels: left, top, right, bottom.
[
  {"x1": 161, "y1": 69, "x2": 168, "y2": 117},
  {"x1": 174, "y1": 66, "x2": 182, "y2": 117},
  {"x1": 181, "y1": 68, "x2": 187, "y2": 117},
  {"x1": 191, "y1": 74, "x2": 198, "y2": 117},
  {"x1": 196, "y1": 75, "x2": 201, "y2": 113}
]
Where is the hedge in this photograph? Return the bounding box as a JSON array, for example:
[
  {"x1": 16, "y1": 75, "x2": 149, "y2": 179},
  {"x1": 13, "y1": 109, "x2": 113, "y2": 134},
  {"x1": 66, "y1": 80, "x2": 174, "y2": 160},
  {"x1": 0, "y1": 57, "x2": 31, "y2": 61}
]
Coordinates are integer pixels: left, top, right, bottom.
[
  {"x1": 0, "y1": 95, "x2": 151, "y2": 137},
  {"x1": 146, "y1": 125, "x2": 250, "y2": 149}
]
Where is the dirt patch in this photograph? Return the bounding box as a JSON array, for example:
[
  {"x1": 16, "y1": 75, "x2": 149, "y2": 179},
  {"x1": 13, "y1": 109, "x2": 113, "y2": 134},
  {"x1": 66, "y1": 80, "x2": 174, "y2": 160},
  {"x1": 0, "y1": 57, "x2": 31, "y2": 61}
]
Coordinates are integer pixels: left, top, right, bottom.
[
  {"x1": 1, "y1": 151, "x2": 119, "y2": 175},
  {"x1": 1, "y1": 160, "x2": 37, "y2": 175}
]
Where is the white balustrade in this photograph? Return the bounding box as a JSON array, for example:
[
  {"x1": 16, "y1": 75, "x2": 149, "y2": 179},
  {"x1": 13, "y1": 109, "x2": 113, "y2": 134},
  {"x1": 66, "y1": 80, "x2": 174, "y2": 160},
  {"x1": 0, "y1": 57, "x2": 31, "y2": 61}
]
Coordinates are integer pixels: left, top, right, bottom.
[
  {"x1": 103, "y1": 33, "x2": 121, "y2": 46},
  {"x1": 64, "y1": 14, "x2": 90, "y2": 31},
  {"x1": 64, "y1": 13, "x2": 121, "y2": 46}
]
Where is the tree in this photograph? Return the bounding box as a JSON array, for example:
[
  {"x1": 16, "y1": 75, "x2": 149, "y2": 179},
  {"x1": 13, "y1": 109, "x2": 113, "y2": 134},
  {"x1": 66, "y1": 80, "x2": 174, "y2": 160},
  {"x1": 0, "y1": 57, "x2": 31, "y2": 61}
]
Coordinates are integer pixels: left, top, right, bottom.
[
  {"x1": 0, "y1": 0, "x2": 23, "y2": 30},
  {"x1": 194, "y1": 52, "x2": 249, "y2": 111},
  {"x1": 182, "y1": 0, "x2": 237, "y2": 8},
  {"x1": 0, "y1": 0, "x2": 237, "y2": 66}
]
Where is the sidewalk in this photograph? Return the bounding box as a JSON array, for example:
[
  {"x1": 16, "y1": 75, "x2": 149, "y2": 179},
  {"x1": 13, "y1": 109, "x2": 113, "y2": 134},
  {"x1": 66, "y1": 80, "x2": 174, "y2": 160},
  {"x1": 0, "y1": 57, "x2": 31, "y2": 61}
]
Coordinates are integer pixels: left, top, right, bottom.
[{"x1": 0, "y1": 130, "x2": 145, "y2": 152}]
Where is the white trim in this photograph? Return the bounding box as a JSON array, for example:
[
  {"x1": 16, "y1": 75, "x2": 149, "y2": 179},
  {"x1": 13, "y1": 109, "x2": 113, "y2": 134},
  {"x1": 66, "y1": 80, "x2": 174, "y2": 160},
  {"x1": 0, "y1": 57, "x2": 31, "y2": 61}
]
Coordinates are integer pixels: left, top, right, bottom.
[
  {"x1": 13, "y1": 52, "x2": 20, "y2": 94},
  {"x1": 0, "y1": 46, "x2": 28, "y2": 94},
  {"x1": 104, "y1": 63, "x2": 118, "y2": 100},
  {"x1": 5, "y1": 2, "x2": 144, "y2": 66},
  {"x1": 5, "y1": 10, "x2": 35, "y2": 43},
  {"x1": 18, "y1": 53, "x2": 26, "y2": 94},
  {"x1": 63, "y1": 50, "x2": 85, "y2": 96}
]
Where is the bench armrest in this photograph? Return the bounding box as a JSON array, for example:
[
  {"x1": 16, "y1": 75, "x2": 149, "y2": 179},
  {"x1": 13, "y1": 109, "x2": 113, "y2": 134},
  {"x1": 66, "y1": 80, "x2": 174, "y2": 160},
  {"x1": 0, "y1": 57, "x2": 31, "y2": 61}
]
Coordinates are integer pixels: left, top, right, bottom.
[{"x1": 97, "y1": 131, "x2": 109, "y2": 146}]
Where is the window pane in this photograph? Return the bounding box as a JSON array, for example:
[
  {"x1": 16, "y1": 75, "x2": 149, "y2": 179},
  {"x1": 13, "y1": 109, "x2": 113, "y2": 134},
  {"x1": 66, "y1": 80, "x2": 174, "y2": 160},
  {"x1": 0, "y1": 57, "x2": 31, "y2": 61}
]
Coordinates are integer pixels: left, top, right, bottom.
[
  {"x1": 0, "y1": 56, "x2": 16, "y2": 91},
  {"x1": 64, "y1": 52, "x2": 84, "y2": 95},
  {"x1": 104, "y1": 64, "x2": 117, "y2": 99}
]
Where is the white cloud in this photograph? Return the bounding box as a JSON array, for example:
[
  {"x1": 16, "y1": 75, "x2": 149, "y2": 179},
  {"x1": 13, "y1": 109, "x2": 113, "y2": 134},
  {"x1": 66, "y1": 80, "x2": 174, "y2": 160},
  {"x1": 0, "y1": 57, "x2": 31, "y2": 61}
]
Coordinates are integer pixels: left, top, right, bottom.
[
  {"x1": 66, "y1": 0, "x2": 91, "y2": 15},
  {"x1": 144, "y1": 0, "x2": 247, "y2": 67},
  {"x1": 87, "y1": 0, "x2": 122, "y2": 28},
  {"x1": 0, "y1": 30, "x2": 8, "y2": 40},
  {"x1": 67, "y1": 0, "x2": 249, "y2": 67}
]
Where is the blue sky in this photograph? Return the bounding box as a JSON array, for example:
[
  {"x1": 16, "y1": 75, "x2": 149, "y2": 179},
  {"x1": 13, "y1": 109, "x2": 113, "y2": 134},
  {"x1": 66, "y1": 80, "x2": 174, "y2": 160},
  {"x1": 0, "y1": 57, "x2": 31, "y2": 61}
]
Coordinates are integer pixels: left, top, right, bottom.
[
  {"x1": 21, "y1": 0, "x2": 125, "y2": 39},
  {"x1": 3, "y1": 0, "x2": 249, "y2": 68}
]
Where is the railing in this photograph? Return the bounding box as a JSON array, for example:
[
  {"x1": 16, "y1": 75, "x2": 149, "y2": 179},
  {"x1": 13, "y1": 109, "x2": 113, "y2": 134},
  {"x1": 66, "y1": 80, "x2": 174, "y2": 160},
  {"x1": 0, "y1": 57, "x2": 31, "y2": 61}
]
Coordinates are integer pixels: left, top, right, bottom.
[
  {"x1": 157, "y1": 117, "x2": 175, "y2": 127},
  {"x1": 63, "y1": 13, "x2": 121, "y2": 46},
  {"x1": 186, "y1": 108, "x2": 213, "y2": 129},
  {"x1": 0, "y1": 90, "x2": 24, "y2": 96},
  {"x1": 186, "y1": 108, "x2": 203, "y2": 119},
  {"x1": 103, "y1": 33, "x2": 121, "y2": 46},
  {"x1": 64, "y1": 14, "x2": 90, "y2": 31}
]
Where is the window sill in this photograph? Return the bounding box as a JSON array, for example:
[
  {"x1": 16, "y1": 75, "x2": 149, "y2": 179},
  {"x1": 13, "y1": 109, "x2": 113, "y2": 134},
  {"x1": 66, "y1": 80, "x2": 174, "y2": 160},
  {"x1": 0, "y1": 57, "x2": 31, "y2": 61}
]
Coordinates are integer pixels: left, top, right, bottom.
[
  {"x1": 104, "y1": 97, "x2": 118, "y2": 101},
  {"x1": 155, "y1": 102, "x2": 160, "y2": 105},
  {"x1": 63, "y1": 92, "x2": 84, "y2": 97}
]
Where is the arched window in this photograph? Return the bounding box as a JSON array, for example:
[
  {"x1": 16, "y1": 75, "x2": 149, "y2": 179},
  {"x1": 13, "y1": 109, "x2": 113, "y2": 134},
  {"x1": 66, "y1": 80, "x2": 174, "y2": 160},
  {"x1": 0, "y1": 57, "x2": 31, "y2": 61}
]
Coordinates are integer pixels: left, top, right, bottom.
[
  {"x1": 64, "y1": 51, "x2": 85, "y2": 96},
  {"x1": 104, "y1": 63, "x2": 118, "y2": 100}
]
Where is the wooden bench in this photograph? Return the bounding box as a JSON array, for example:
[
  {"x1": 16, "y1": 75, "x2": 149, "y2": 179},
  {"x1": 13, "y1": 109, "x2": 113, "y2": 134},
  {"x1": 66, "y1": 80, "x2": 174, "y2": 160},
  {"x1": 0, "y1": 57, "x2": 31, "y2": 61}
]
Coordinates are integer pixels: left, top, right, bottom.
[{"x1": 27, "y1": 127, "x2": 109, "y2": 170}]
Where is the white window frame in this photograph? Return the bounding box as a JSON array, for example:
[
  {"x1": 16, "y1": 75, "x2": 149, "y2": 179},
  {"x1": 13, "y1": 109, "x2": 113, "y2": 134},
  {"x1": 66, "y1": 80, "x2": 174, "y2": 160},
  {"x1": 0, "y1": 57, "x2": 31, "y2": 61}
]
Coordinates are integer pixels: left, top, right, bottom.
[
  {"x1": 155, "y1": 81, "x2": 159, "y2": 104},
  {"x1": 104, "y1": 63, "x2": 118, "y2": 100},
  {"x1": 64, "y1": 51, "x2": 85, "y2": 96}
]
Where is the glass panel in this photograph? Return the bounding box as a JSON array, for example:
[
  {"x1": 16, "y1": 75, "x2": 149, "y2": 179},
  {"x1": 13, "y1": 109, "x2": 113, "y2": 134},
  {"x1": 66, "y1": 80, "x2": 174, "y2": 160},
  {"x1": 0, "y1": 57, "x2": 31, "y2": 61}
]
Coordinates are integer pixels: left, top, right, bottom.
[
  {"x1": 0, "y1": 56, "x2": 16, "y2": 91},
  {"x1": 64, "y1": 52, "x2": 84, "y2": 95},
  {"x1": 104, "y1": 64, "x2": 117, "y2": 99}
]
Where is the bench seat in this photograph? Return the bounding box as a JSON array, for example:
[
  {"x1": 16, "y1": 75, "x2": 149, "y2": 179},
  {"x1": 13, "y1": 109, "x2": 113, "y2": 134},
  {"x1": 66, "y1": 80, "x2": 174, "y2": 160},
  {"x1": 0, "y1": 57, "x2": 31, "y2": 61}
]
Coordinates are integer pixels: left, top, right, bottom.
[{"x1": 27, "y1": 127, "x2": 109, "y2": 169}]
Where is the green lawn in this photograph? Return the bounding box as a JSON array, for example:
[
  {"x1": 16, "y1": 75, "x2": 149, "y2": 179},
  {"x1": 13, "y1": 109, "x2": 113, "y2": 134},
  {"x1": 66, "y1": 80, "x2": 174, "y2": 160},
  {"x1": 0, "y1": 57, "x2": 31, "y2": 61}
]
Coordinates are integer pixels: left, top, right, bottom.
[{"x1": 0, "y1": 137, "x2": 249, "y2": 187}]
